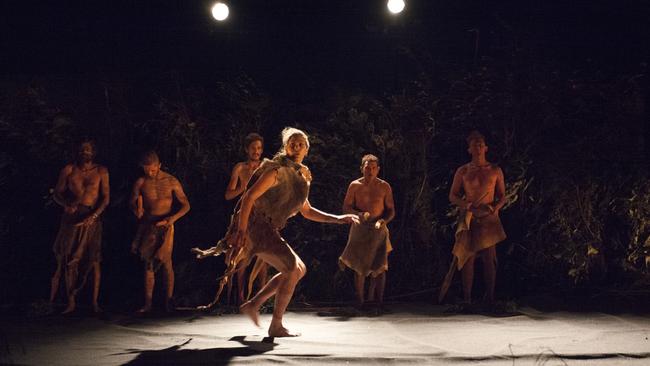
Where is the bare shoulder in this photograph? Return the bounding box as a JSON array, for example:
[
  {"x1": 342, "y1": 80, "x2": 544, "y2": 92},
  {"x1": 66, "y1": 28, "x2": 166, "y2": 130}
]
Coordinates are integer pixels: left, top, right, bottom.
[
  {"x1": 133, "y1": 176, "x2": 145, "y2": 187},
  {"x1": 97, "y1": 165, "x2": 109, "y2": 175},
  {"x1": 349, "y1": 178, "x2": 364, "y2": 188},
  {"x1": 377, "y1": 178, "x2": 392, "y2": 191},
  {"x1": 456, "y1": 163, "x2": 470, "y2": 176},
  {"x1": 61, "y1": 164, "x2": 75, "y2": 175},
  {"x1": 233, "y1": 161, "x2": 246, "y2": 172},
  {"x1": 490, "y1": 163, "x2": 503, "y2": 175}
]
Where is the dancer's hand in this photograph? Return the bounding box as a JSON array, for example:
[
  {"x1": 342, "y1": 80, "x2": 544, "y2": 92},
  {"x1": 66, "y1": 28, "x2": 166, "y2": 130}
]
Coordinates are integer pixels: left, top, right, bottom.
[
  {"x1": 75, "y1": 213, "x2": 98, "y2": 227},
  {"x1": 338, "y1": 214, "x2": 359, "y2": 225},
  {"x1": 374, "y1": 219, "x2": 386, "y2": 230},
  {"x1": 156, "y1": 217, "x2": 174, "y2": 227},
  {"x1": 358, "y1": 211, "x2": 370, "y2": 222}
]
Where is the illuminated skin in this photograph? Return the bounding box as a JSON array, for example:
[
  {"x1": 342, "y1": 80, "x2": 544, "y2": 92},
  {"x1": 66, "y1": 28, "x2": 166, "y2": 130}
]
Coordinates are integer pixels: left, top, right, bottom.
[
  {"x1": 237, "y1": 133, "x2": 359, "y2": 337},
  {"x1": 224, "y1": 139, "x2": 267, "y2": 304},
  {"x1": 130, "y1": 159, "x2": 190, "y2": 313},
  {"x1": 51, "y1": 142, "x2": 110, "y2": 314},
  {"x1": 449, "y1": 137, "x2": 506, "y2": 303},
  {"x1": 225, "y1": 140, "x2": 263, "y2": 201},
  {"x1": 342, "y1": 159, "x2": 395, "y2": 307}
]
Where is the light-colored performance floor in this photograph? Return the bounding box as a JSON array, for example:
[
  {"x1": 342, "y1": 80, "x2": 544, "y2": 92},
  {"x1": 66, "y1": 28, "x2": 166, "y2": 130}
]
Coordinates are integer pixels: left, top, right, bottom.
[{"x1": 1, "y1": 303, "x2": 649, "y2": 365}]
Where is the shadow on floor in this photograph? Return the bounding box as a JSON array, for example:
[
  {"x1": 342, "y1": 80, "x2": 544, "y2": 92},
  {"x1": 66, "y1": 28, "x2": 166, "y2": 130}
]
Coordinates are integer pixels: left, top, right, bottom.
[{"x1": 118, "y1": 336, "x2": 277, "y2": 366}]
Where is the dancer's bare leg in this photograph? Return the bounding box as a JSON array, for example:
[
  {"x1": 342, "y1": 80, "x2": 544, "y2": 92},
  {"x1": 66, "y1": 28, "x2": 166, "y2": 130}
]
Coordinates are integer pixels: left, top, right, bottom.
[
  {"x1": 481, "y1": 247, "x2": 497, "y2": 303},
  {"x1": 370, "y1": 272, "x2": 386, "y2": 306},
  {"x1": 137, "y1": 269, "x2": 155, "y2": 313},
  {"x1": 354, "y1": 273, "x2": 366, "y2": 306},
  {"x1": 256, "y1": 262, "x2": 269, "y2": 294},
  {"x1": 91, "y1": 262, "x2": 102, "y2": 313},
  {"x1": 62, "y1": 261, "x2": 79, "y2": 314},
  {"x1": 49, "y1": 260, "x2": 63, "y2": 304},
  {"x1": 236, "y1": 265, "x2": 246, "y2": 304},
  {"x1": 162, "y1": 261, "x2": 175, "y2": 312},
  {"x1": 461, "y1": 256, "x2": 476, "y2": 303},
  {"x1": 240, "y1": 250, "x2": 306, "y2": 337}
]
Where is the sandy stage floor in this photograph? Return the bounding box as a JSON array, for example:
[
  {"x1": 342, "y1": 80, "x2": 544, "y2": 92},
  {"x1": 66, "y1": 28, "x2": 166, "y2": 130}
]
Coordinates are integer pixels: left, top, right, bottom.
[{"x1": 1, "y1": 303, "x2": 649, "y2": 365}]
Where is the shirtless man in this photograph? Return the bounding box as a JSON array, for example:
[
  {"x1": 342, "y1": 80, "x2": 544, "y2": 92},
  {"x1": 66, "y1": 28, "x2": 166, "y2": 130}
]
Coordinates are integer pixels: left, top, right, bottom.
[
  {"x1": 50, "y1": 138, "x2": 109, "y2": 314},
  {"x1": 448, "y1": 131, "x2": 507, "y2": 303},
  {"x1": 224, "y1": 133, "x2": 268, "y2": 304},
  {"x1": 130, "y1": 151, "x2": 190, "y2": 313},
  {"x1": 212, "y1": 127, "x2": 358, "y2": 337},
  {"x1": 339, "y1": 154, "x2": 395, "y2": 308},
  {"x1": 225, "y1": 133, "x2": 263, "y2": 201}
]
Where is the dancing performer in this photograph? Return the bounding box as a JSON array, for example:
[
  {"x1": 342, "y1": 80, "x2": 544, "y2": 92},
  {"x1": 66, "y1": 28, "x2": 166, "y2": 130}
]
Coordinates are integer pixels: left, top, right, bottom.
[{"x1": 195, "y1": 127, "x2": 358, "y2": 337}]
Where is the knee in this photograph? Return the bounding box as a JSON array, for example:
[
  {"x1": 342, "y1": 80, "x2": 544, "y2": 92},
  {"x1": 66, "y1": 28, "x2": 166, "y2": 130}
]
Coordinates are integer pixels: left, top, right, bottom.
[{"x1": 291, "y1": 260, "x2": 307, "y2": 280}]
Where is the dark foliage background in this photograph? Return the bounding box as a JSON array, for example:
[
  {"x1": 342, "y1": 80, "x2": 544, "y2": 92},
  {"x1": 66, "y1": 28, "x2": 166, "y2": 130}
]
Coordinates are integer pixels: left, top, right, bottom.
[{"x1": 1, "y1": 0, "x2": 649, "y2": 310}]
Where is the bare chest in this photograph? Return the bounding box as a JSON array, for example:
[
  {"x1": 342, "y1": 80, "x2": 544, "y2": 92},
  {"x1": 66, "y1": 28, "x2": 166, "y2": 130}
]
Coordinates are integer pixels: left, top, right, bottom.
[
  {"x1": 462, "y1": 168, "x2": 497, "y2": 192},
  {"x1": 141, "y1": 179, "x2": 173, "y2": 201},
  {"x1": 355, "y1": 185, "x2": 384, "y2": 206},
  {"x1": 67, "y1": 170, "x2": 100, "y2": 192}
]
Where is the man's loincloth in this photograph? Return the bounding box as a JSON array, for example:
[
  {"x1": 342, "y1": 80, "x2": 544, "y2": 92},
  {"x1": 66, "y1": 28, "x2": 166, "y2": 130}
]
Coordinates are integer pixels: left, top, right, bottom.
[
  {"x1": 132, "y1": 216, "x2": 174, "y2": 271},
  {"x1": 53, "y1": 205, "x2": 102, "y2": 263},
  {"x1": 338, "y1": 220, "x2": 392, "y2": 277},
  {"x1": 52, "y1": 205, "x2": 102, "y2": 294},
  {"x1": 452, "y1": 211, "x2": 506, "y2": 270}
]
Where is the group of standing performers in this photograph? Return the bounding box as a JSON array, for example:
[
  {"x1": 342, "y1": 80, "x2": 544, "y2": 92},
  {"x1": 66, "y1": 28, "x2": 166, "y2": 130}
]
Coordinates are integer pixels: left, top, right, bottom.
[{"x1": 49, "y1": 127, "x2": 506, "y2": 337}]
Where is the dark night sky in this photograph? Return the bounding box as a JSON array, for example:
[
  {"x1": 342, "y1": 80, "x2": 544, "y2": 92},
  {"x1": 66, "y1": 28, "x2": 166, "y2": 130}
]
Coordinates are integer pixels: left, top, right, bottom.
[{"x1": 2, "y1": 1, "x2": 649, "y2": 89}]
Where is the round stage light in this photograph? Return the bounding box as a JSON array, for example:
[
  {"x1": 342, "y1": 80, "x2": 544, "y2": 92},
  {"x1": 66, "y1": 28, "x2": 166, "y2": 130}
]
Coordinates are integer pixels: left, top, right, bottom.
[
  {"x1": 387, "y1": 0, "x2": 405, "y2": 14},
  {"x1": 211, "y1": 2, "x2": 229, "y2": 21}
]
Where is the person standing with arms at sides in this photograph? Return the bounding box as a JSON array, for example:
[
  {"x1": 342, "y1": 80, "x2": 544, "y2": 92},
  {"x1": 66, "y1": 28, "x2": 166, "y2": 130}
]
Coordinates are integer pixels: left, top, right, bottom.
[
  {"x1": 339, "y1": 154, "x2": 395, "y2": 309},
  {"x1": 445, "y1": 131, "x2": 507, "y2": 304},
  {"x1": 130, "y1": 151, "x2": 190, "y2": 313},
  {"x1": 50, "y1": 138, "x2": 109, "y2": 314}
]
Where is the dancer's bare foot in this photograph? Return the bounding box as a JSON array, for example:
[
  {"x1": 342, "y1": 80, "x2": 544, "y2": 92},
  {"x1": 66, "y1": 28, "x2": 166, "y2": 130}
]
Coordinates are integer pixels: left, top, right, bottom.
[
  {"x1": 136, "y1": 304, "x2": 152, "y2": 314},
  {"x1": 92, "y1": 303, "x2": 102, "y2": 313},
  {"x1": 268, "y1": 324, "x2": 301, "y2": 337},
  {"x1": 62, "y1": 299, "x2": 76, "y2": 314},
  {"x1": 239, "y1": 301, "x2": 260, "y2": 327}
]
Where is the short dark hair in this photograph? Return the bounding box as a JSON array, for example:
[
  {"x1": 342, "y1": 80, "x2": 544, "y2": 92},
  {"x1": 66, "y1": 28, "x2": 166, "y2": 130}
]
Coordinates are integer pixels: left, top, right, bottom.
[
  {"x1": 361, "y1": 154, "x2": 379, "y2": 167},
  {"x1": 466, "y1": 130, "x2": 486, "y2": 146},
  {"x1": 140, "y1": 150, "x2": 160, "y2": 166},
  {"x1": 244, "y1": 133, "x2": 264, "y2": 149},
  {"x1": 77, "y1": 137, "x2": 97, "y2": 151}
]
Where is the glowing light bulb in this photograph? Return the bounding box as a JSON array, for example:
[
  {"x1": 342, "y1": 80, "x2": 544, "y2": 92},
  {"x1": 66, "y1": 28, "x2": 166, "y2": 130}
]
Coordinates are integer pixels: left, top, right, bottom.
[
  {"x1": 211, "y1": 2, "x2": 229, "y2": 21},
  {"x1": 387, "y1": 0, "x2": 405, "y2": 14}
]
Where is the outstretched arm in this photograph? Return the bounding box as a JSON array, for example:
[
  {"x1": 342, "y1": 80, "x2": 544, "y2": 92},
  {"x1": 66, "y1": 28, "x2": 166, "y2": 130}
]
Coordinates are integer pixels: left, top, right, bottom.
[{"x1": 301, "y1": 199, "x2": 359, "y2": 225}]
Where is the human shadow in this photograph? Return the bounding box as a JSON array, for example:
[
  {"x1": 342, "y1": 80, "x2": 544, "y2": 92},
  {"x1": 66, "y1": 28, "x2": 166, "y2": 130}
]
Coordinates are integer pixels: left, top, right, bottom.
[{"x1": 119, "y1": 336, "x2": 277, "y2": 366}]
